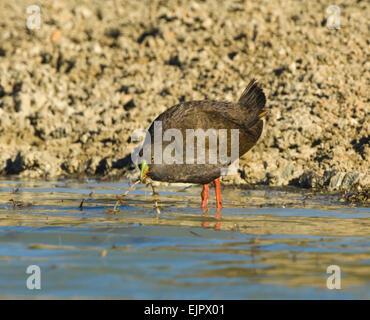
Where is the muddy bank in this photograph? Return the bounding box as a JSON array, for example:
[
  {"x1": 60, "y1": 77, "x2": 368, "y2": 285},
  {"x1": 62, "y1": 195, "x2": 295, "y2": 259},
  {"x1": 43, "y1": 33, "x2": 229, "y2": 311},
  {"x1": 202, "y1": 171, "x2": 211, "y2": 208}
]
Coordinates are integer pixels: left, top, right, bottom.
[{"x1": 0, "y1": 0, "x2": 368, "y2": 197}]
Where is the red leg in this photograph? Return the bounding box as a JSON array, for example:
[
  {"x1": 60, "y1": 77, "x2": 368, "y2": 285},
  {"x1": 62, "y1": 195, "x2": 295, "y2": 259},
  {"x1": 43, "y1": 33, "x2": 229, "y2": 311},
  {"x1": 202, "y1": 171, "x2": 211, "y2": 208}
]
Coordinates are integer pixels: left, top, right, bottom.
[
  {"x1": 201, "y1": 184, "x2": 209, "y2": 211},
  {"x1": 201, "y1": 213, "x2": 209, "y2": 228},
  {"x1": 214, "y1": 178, "x2": 222, "y2": 210},
  {"x1": 215, "y1": 213, "x2": 222, "y2": 230}
]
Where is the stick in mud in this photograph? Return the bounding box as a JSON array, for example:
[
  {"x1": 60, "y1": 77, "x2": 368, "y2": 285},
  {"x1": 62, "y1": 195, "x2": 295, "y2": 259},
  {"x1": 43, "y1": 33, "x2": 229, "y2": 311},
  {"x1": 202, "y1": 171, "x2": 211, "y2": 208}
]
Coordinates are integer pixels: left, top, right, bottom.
[
  {"x1": 106, "y1": 177, "x2": 161, "y2": 214},
  {"x1": 79, "y1": 199, "x2": 85, "y2": 211},
  {"x1": 106, "y1": 179, "x2": 141, "y2": 213}
]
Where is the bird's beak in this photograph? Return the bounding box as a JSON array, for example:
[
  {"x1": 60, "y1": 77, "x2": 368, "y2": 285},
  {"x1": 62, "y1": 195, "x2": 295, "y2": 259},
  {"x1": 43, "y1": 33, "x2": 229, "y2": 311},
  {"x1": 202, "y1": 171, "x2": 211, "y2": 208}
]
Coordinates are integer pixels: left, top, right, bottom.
[{"x1": 140, "y1": 160, "x2": 149, "y2": 179}]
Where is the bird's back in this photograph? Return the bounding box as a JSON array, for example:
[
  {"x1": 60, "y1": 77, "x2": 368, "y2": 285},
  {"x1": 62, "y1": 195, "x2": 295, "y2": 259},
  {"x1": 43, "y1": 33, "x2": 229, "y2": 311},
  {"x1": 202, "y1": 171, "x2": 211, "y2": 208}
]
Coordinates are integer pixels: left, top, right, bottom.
[{"x1": 146, "y1": 79, "x2": 267, "y2": 184}]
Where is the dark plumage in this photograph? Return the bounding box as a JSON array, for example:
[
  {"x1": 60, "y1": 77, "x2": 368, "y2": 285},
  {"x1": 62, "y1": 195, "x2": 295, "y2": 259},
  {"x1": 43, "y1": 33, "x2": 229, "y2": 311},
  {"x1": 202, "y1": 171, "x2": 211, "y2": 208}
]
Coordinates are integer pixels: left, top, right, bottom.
[{"x1": 143, "y1": 79, "x2": 267, "y2": 210}]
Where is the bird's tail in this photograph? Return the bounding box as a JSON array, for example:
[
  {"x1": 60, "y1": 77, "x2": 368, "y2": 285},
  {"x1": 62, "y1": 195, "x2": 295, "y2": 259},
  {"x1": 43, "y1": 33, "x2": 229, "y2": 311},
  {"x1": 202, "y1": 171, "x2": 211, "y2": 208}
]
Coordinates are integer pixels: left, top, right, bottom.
[{"x1": 238, "y1": 79, "x2": 267, "y2": 128}]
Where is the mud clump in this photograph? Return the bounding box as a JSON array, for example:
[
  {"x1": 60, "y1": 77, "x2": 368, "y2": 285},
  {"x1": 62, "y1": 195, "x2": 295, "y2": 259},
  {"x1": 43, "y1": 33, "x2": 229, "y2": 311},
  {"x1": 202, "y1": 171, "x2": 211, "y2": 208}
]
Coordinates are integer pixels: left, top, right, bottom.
[{"x1": 0, "y1": 1, "x2": 368, "y2": 200}]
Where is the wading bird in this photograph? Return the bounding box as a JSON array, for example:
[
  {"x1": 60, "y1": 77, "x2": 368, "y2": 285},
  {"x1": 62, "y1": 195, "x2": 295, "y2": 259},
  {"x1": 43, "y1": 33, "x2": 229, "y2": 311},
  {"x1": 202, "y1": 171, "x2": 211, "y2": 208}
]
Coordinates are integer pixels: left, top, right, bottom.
[{"x1": 138, "y1": 79, "x2": 267, "y2": 212}]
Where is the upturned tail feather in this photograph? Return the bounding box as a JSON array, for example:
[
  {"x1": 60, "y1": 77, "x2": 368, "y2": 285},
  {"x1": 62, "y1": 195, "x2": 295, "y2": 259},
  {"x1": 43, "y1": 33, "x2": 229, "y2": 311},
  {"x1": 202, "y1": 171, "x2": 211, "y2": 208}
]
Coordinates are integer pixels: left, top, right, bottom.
[{"x1": 238, "y1": 78, "x2": 267, "y2": 128}]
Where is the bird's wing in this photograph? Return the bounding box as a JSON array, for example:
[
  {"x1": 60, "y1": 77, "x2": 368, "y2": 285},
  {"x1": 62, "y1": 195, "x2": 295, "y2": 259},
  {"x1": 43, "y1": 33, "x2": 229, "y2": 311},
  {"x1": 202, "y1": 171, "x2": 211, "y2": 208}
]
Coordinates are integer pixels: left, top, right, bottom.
[{"x1": 153, "y1": 100, "x2": 248, "y2": 131}]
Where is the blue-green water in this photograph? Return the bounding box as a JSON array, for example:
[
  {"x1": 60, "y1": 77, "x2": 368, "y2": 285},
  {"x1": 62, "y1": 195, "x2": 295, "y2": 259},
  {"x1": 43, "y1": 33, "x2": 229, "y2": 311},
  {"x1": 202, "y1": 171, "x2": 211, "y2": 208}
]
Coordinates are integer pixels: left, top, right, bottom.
[{"x1": 0, "y1": 179, "x2": 369, "y2": 299}]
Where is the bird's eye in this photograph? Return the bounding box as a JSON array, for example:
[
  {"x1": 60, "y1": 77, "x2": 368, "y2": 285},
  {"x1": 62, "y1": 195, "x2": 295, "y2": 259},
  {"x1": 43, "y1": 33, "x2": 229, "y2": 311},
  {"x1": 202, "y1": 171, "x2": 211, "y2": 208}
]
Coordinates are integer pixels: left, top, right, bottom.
[{"x1": 151, "y1": 156, "x2": 154, "y2": 163}]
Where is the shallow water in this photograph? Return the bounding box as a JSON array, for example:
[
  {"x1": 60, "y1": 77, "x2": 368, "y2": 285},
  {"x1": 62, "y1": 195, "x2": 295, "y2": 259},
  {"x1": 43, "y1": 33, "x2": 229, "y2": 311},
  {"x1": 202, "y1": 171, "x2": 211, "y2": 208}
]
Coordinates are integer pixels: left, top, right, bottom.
[{"x1": 0, "y1": 179, "x2": 369, "y2": 299}]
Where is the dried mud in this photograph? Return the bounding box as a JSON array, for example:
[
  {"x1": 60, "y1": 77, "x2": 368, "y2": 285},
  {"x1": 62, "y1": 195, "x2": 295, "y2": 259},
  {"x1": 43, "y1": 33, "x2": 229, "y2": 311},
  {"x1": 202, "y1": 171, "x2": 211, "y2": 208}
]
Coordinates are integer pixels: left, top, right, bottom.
[{"x1": 0, "y1": 0, "x2": 368, "y2": 201}]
